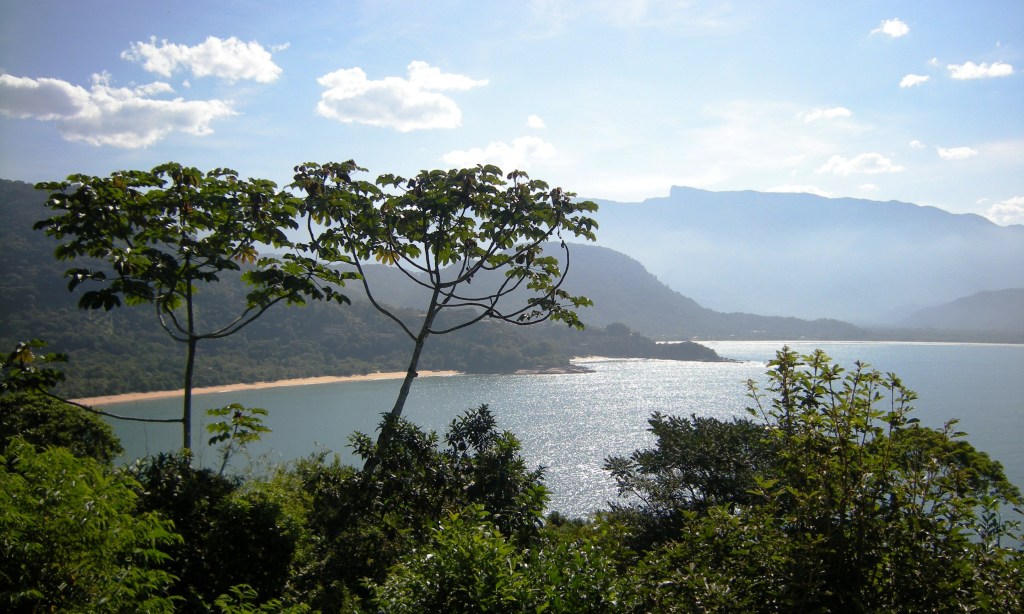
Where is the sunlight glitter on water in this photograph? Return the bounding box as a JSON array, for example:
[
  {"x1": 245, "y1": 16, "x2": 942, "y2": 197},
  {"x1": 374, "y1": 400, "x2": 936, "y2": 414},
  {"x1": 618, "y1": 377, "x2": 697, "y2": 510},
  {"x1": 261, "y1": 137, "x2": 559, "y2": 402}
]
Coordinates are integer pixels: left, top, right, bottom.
[{"x1": 107, "y1": 343, "x2": 1023, "y2": 520}]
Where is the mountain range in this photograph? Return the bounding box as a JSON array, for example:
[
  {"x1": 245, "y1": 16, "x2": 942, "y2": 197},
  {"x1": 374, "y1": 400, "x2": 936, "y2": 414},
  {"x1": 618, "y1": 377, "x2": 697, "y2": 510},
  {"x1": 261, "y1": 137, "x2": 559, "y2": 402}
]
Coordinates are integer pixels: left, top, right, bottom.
[
  {"x1": 589, "y1": 187, "x2": 1024, "y2": 325},
  {"x1": 2, "y1": 177, "x2": 1021, "y2": 398}
]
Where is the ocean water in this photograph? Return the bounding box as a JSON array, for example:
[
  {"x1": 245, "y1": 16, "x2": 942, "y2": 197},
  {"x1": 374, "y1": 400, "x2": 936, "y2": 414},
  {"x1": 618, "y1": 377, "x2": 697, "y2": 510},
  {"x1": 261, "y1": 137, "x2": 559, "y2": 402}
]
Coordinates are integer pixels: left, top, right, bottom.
[{"x1": 106, "y1": 341, "x2": 1024, "y2": 518}]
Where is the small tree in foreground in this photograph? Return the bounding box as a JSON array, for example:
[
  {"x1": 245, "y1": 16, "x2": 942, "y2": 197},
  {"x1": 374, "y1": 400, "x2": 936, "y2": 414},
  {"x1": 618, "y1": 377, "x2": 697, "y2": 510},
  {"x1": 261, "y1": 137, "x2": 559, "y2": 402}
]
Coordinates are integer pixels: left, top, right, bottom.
[
  {"x1": 292, "y1": 162, "x2": 598, "y2": 471},
  {"x1": 35, "y1": 164, "x2": 353, "y2": 448}
]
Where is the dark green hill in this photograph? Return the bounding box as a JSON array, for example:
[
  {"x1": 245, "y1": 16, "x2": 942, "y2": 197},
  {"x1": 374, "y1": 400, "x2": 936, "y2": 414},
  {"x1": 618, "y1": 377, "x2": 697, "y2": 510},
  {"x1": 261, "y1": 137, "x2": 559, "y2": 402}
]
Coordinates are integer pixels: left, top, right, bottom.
[{"x1": 0, "y1": 179, "x2": 725, "y2": 397}]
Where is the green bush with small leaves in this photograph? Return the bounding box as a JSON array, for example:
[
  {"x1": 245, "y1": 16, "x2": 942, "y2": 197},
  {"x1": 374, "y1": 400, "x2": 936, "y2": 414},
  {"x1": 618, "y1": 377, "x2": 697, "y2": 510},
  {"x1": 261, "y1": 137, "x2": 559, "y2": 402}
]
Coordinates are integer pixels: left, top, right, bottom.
[{"x1": 0, "y1": 437, "x2": 179, "y2": 612}]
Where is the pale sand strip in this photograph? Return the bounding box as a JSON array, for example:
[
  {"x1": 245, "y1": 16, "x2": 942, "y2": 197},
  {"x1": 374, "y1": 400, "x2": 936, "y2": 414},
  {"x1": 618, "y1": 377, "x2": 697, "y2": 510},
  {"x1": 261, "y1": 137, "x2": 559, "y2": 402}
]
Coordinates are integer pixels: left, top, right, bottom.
[{"x1": 72, "y1": 370, "x2": 462, "y2": 406}]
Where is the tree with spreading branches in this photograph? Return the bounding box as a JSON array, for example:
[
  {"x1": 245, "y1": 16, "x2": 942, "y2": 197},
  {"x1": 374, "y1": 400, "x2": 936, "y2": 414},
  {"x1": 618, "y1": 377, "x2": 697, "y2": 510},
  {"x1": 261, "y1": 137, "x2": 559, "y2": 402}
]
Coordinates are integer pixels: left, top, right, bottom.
[
  {"x1": 34, "y1": 163, "x2": 354, "y2": 448},
  {"x1": 292, "y1": 162, "x2": 598, "y2": 471}
]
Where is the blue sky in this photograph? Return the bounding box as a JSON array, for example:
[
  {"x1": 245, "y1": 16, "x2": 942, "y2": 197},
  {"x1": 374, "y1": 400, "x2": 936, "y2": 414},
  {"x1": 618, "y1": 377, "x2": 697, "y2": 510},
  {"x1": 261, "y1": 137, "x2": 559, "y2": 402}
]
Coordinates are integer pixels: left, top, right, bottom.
[{"x1": 2, "y1": 1, "x2": 1022, "y2": 224}]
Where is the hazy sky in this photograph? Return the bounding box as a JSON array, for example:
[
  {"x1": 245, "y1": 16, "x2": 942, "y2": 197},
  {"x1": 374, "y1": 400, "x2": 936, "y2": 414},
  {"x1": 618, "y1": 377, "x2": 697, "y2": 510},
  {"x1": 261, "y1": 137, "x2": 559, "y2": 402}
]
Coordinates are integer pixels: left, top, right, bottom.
[{"x1": 2, "y1": 1, "x2": 1021, "y2": 223}]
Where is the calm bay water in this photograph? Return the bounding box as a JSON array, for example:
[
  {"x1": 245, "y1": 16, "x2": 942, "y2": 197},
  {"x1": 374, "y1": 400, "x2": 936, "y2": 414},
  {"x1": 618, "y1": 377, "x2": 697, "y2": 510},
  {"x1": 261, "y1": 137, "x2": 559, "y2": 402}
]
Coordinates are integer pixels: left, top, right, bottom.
[{"x1": 106, "y1": 341, "x2": 1024, "y2": 518}]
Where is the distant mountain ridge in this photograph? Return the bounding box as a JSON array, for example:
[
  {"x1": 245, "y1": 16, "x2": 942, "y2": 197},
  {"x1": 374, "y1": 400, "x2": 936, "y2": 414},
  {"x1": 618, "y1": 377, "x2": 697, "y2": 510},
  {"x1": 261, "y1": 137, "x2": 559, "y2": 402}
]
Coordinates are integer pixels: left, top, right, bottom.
[
  {"x1": 590, "y1": 187, "x2": 1024, "y2": 324},
  {"x1": 341, "y1": 243, "x2": 866, "y2": 341},
  {"x1": 901, "y1": 288, "x2": 1024, "y2": 333}
]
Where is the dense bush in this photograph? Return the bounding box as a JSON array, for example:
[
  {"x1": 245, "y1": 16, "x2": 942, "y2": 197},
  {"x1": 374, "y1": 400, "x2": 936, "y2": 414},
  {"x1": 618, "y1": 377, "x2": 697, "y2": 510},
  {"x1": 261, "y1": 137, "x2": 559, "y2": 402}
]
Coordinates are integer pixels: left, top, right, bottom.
[
  {"x1": 0, "y1": 437, "x2": 179, "y2": 612},
  {"x1": 128, "y1": 451, "x2": 300, "y2": 611},
  {"x1": 286, "y1": 405, "x2": 548, "y2": 610},
  {"x1": 0, "y1": 391, "x2": 123, "y2": 462},
  {"x1": 617, "y1": 348, "x2": 1024, "y2": 612},
  {"x1": 604, "y1": 411, "x2": 775, "y2": 551},
  {"x1": 370, "y1": 505, "x2": 628, "y2": 612}
]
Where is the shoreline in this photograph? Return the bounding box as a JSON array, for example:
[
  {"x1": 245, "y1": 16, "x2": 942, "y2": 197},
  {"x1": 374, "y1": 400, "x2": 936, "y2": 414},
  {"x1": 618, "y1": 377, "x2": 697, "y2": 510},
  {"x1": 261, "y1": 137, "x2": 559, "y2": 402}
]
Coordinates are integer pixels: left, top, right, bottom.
[{"x1": 72, "y1": 370, "x2": 462, "y2": 406}]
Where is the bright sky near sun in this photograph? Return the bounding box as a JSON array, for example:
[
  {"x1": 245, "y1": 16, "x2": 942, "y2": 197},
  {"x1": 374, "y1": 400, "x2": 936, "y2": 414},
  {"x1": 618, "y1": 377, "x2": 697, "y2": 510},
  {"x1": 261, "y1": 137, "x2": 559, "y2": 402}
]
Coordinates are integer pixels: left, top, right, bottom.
[{"x1": 1, "y1": 1, "x2": 1022, "y2": 224}]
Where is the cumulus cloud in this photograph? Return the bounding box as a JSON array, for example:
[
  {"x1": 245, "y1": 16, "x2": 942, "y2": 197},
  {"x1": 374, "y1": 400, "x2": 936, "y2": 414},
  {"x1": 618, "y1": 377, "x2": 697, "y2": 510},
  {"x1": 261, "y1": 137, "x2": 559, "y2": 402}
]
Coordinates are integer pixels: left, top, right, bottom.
[
  {"x1": 316, "y1": 61, "x2": 487, "y2": 131},
  {"x1": 441, "y1": 136, "x2": 556, "y2": 171},
  {"x1": 527, "y1": 114, "x2": 546, "y2": 128},
  {"x1": 936, "y1": 146, "x2": 978, "y2": 160},
  {"x1": 765, "y1": 184, "x2": 832, "y2": 197},
  {"x1": 0, "y1": 72, "x2": 235, "y2": 148},
  {"x1": 947, "y1": 61, "x2": 1014, "y2": 79},
  {"x1": 800, "y1": 107, "x2": 851, "y2": 122},
  {"x1": 816, "y1": 153, "x2": 904, "y2": 175},
  {"x1": 871, "y1": 18, "x2": 909, "y2": 38},
  {"x1": 122, "y1": 36, "x2": 283, "y2": 83},
  {"x1": 900, "y1": 74, "x2": 930, "y2": 88},
  {"x1": 986, "y1": 196, "x2": 1024, "y2": 225},
  {"x1": 909, "y1": 139, "x2": 926, "y2": 149}
]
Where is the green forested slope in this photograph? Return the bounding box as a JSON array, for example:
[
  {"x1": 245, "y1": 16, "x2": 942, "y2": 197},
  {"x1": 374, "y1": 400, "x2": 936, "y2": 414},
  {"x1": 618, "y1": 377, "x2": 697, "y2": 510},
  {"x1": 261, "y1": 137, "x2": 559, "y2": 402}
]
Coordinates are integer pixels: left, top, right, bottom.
[{"x1": 1, "y1": 179, "x2": 723, "y2": 397}]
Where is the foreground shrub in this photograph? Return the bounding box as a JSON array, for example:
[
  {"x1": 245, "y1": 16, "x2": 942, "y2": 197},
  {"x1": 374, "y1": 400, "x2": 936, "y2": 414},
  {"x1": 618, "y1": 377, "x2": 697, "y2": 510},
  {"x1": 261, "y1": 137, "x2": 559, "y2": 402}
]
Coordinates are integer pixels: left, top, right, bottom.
[
  {"x1": 619, "y1": 348, "x2": 1024, "y2": 612},
  {"x1": 287, "y1": 405, "x2": 548, "y2": 610},
  {"x1": 129, "y1": 451, "x2": 299, "y2": 611},
  {"x1": 0, "y1": 391, "x2": 123, "y2": 462},
  {"x1": 370, "y1": 505, "x2": 628, "y2": 612},
  {"x1": 0, "y1": 437, "x2": 178, "y2": 612}
]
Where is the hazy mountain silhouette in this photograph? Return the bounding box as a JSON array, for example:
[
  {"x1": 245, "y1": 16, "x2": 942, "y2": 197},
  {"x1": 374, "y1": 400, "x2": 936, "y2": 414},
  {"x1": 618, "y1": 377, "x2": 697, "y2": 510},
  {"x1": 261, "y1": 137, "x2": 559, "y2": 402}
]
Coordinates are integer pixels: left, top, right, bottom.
[
  {"x1": 901, "y1": 288, "x2": 1024, "y2": 333},
  {"x1": 347, "y1": 243, "x2": 866, "y2": 341},
  {"x1": 4, "y1": 178, "x2": 1018, "y2": 345},
  {"x1": 589, "y1": 187, "x2": 1024, "y2": 324}
]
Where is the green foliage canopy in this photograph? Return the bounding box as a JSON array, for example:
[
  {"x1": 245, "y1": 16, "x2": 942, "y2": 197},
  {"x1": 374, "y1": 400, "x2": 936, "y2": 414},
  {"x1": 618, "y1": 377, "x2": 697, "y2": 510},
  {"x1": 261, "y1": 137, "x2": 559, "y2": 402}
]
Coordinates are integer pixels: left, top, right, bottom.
[
  {"x1": 34, "y1": 163, "x2": 355, "y2": 447},
  {"x1": 293, "y1": 162, "x2": 598, "y2": 472},
  {"x1": 621, "y1": 347, "x2": 1024, "y2": 612},
  {"x1": 0, "y1": 438, "x2": 179, "y2": 612}
]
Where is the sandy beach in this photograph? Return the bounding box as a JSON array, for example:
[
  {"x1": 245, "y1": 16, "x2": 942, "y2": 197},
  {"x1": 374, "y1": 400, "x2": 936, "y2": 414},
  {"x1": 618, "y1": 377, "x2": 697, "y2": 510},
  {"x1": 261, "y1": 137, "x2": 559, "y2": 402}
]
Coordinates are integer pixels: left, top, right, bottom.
[{"x1": 72, "y1": 370, "x2": 462, "y2": 406}]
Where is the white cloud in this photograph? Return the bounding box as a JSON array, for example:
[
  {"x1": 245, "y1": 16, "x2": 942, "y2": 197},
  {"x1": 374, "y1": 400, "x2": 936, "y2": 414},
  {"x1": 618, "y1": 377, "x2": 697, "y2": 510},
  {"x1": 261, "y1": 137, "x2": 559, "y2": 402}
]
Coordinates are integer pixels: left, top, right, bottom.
[
  {"x1": 765, "y1": 184, "x2": 832, "y2": 197},
  {"x1": 986, "y1": 196, "x2": 1024, "y2": 225},
  {"x1": 909, "y1": 139, "x2": 926, "y2": 149},
  {"x1": 899, "y1": 74, "x2": 930, "y2": 88},
  {"x1": 800, "y1": 107, "x2": 851, "y2": 122},
  {"x1": 442, "y1": 136, "x2": 556, "y2": 171},
  {"x1": 316, "y1": 61, "x2": 487, "y2": 131},
  {"x1": 871, "y1": 18, "x2": 909, "y2": 38},
  {"x1": 859, "y1": 183, "x2": 879, "y2": 192},
  {"x1": 817, "y1": 153, "x2": 904, "y2": 175},
  {"x1": 947, "y1": 61, "x2": 1014, "y2": 80},
  {"x1": 936, "y1": 146, "x2": 978, "y2": 160},
  {"x1": 122, "y1": 36, "x2": 283, "y2": 83},
  {"x1": 0, "y1": 72, "x2": 235, "y2": 148},
  {"x1": 527, "y1": 114, "x2": 546, "y2": 129},
  {"x1": 134, "y1": 81, "x2": 175, "y2": 96}
]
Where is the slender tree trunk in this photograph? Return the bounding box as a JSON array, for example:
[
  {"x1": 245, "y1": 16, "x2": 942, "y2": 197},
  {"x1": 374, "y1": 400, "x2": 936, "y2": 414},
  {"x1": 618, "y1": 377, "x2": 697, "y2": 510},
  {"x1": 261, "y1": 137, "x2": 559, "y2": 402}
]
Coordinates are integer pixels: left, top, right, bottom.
[
  {"x1": 388, "y1": 333, "x2": 429, "y2": 420},
  {"x1": 182, "y1": 337, "x2": 197, "y2": 450},
  {"x1": 363, "y1": 302, "x2": 439, "y2": 474},
  {"x1": 182, "y1": 280, "x2": 196, "y2": 450}
]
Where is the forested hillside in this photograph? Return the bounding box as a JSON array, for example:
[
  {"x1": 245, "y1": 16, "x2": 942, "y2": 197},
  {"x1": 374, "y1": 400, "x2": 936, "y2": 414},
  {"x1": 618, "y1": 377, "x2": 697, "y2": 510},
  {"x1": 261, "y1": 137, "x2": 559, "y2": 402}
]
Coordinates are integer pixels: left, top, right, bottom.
[{"x1": 0, "y1": 179, "x2": 723, "y2": 397}]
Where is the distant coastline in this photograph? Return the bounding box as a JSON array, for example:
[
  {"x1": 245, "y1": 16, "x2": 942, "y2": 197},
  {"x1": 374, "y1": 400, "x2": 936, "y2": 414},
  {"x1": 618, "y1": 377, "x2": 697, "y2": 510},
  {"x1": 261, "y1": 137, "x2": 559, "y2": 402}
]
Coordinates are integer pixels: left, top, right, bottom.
[{"x1": 72, "y1": 370, "x2": 462, "y2": 406}]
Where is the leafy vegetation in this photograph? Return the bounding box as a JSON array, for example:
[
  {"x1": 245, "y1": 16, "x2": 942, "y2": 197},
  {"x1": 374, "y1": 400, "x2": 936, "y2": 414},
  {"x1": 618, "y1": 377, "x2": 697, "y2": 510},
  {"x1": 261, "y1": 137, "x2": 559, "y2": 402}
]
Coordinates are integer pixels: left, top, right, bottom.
[
  {"x1": 609, "y1": 348, "x2": 1024, "y2": 612},
  {"x1": 2, "y1": 348, "x2": 1020, "y2": 612},
  {"x1": 1, "y1": 437, "x2": 179, "y2": 612},
  {"x1": 2, "y1": 170, "x2": 1021, "y2": 611},
  {"x1": 1, "y1": 179, "x2": 723, "y2": 401},
  {"x1": 293, "y1": 162, "x2": 598, "y2": 471},
  {"x1": 34, "y1": 165, "x2": 354, "y2": 447}
]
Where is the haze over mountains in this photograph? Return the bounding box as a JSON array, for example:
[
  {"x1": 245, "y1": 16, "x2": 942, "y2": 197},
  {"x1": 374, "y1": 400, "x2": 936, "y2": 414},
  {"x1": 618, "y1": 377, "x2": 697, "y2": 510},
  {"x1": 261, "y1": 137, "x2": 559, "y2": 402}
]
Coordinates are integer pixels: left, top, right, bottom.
[
  {"x1": 3, "y1": 178, "x2": 1022, "y2": 347},
  {"x1": 589, "y1": 187, "x2": 1024, "y2": 325}
]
